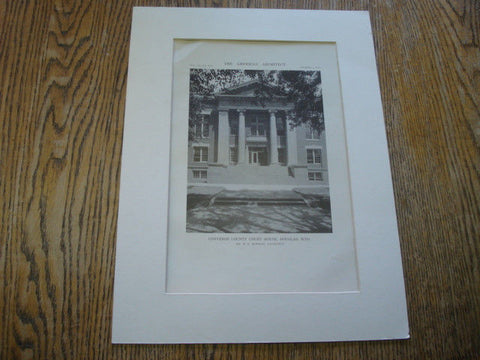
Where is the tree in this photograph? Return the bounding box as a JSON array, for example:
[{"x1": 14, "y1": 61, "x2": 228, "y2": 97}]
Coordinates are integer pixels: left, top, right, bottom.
[
  {"x1": 249, "y1": 70, "x2": 324, "y2": 133},
  {"x1": 188, "y1": 69, "x2": 324, "y2": 139}
]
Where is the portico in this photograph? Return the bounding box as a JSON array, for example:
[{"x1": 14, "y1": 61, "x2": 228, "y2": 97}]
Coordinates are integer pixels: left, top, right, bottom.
[
  {"x1": 188, "y1": 79, "x2": 328, "y2": 186},
  {"x1": 216, "y1": 108, "x2": 295, "y2": 167}
]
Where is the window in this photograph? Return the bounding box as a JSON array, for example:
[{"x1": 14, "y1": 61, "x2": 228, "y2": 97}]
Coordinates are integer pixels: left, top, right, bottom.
[
  {"x1": 194, "y1": 115, "x2": 210, "y2": 138},
  {"x1": 276, "y1": 116, "x2": 286, "y2": 136},
  {"x1": 306, "y1": 126, "x2": 320, "y2": 139},
  {"x1": 307, "y1": 149, "x2": 322, "y2": 164},
  {"x1": 230, "y1": 119, "x2": 238, "y2": 136},
  {"x1": 193, "y1": 147, "x2": 208, "y2": 162},
  {"x1": 250, "y1": 115, "x2": 265, "y2": 136},
  {"x1": 278, "y1": 148, "x2": 286, "y2": 164},
  {"x1": 308, "y1": 171, "x2": 323, "y2": 181},
  {"x1": 230, "y1": 148, "x2": 237, "y2": 164},
  {"x1": 193, "y1": 170, "x2": 207, "y2": 179}
]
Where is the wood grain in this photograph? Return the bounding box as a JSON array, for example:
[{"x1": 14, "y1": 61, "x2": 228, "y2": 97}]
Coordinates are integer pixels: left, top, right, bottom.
[{"x1": 0, "y1": 0, "x2": 478, "y2": 359}]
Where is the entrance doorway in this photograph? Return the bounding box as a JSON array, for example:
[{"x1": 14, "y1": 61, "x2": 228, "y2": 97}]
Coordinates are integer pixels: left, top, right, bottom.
[{"x1": 248, "y1": 147, "x2": 267, "y2": 165}]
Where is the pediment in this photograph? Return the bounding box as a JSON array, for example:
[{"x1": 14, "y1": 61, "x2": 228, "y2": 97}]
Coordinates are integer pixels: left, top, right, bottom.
[{"x1": 216, "y1": 80, "x2": 262, "y2": 97}]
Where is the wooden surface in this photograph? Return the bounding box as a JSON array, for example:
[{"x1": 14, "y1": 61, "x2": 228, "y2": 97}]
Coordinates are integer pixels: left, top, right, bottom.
[{"x1": 0, "y1": 0, "x2": 479, "y2": 359}]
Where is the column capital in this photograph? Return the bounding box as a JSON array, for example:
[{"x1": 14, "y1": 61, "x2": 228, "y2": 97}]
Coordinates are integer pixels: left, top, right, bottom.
[
  {"x1": 268, "y1": 109, "x2": 277, "y2": 115},
  {"x1": 236, "y1": 109, "x2": 246, "y2": 115}
]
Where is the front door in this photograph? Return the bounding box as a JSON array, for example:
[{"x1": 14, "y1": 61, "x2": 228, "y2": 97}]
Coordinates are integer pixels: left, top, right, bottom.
[
  {"x1": 249, "y1": 147, "x2": 266, "y2": 165},
  {"x1": 249, "y1": 150, "x2": 259, "y2": 165}
]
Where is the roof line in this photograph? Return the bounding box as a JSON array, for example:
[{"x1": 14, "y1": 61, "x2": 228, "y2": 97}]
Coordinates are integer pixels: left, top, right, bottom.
[{"x1": 216, "y1": 79, "x2": 260, "y2": 94}]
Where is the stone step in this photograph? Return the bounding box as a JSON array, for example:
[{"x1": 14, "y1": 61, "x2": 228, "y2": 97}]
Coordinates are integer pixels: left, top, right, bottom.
[
  {"x1": 213, "y1": 198, "x2": 307, "y2": 206},
  {"x1": 210, "y1": 190, "x2": 308, "y2": 206},
  {"x1": 208, "y1": 164, "x2": 297, "y2": 185}
]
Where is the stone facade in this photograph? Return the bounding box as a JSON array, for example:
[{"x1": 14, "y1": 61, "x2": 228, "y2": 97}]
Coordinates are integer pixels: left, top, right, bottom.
[{"x1": 188, "y1": 80, "x2": 328, "y2": 186}]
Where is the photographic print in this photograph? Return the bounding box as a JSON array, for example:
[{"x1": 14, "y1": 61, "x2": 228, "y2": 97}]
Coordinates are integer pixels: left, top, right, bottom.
[
  {"x1": 186, "y1": 69, "x2": 332, "y2": 233},
  {"x1": 166, "y1": 39, "x2": 358, "y2": 294}
]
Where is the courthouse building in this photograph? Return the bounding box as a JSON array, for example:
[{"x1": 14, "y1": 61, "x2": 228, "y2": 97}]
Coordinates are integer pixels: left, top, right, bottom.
[{"x1": 188, "y1": 80, "x2": 328, "y2": 186}]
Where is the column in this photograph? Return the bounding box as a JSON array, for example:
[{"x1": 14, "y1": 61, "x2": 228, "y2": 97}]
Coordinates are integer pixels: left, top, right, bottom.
[
  {"x1": 269, "y1": 110, "x2": 278, "y2": 164},
  {"x1": 217, "y1": 110, "x2": 230, "y2": 165},
  {"x1": 286, "y1": 120, "x2": 297, "y2": 166},
  {"x1": 208, "y1": 112, "x2": 215, "y2": 163},
  {"x1": 238, "y1": 110, "x2": 246, "y2": 164}
]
